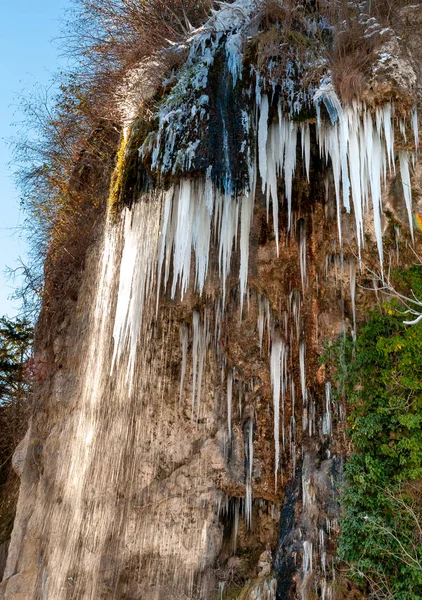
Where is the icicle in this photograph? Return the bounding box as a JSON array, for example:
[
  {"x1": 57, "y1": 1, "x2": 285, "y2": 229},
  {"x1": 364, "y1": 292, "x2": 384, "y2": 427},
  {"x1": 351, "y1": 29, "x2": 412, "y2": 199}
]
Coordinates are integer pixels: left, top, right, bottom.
[
  {"x1": 347, "y1": 107, "x2": 364, "y2": 253},
  {"x1": 301, "y1": 123, "x2": 311, "y2": 182},
  {"x1": 382, "y1": 104, "x2": 395, "y2": 173},
  {"x1": 412, "y1": 108, "x2": 419, "y2": 149},
  {"x1": 190, "y1": 310, "x2": 210, "y2": 420},
  {"x1": 248, "y1": 408, "x2": 254, "y2": 482},
  {"x1": 233, "y1": 499, "x2": 240, "y2": 553},
  {"x1": 245, "y1": 481, "x2": 252, "y2": 529},
  {"x1": 239, "y1": 190, "x2": 255, "y2": 315},
  {"x1": 299, "y1": 341, "x2": 306, "y2": 405},
  {"x1": 313, "y1": 78, "x2": 342, "y2": 126},
  {"x1": 308, "y1": 395, "x2": 315, "y2": 437},
  {"x1": 267, "y1": 123, "x2": 280, "y2": 253},
  {"x1": 266, "y1": 298, "x2": 272, "y2": 355},
  {"x1": 281, "y1": 336, "x2": 286, "y2": 450},
  {"x1": 400, "y1": 118, "x2": 407, "y2": 144},
  {"x1": 227, "y1": 370, "x2": 233, "y2": 440},
  {"x1": 314, "y1": 101, "x2": 414, "y2": 267},
  {"x1": 179, "y1": 323, "x2": 189, "y2": 404},
  {"x1": 349, "y1": 259, "x2": 356, "y2": 339},
  {"x1": 319, "y1": 528, "x2": 326, "y2": 574},
  {"x1": 322, "y1": 382, "x2": 332, "y2": 436},
  {"x1": 155, "y1": 173, "x2": 257, "y2": 311},
  {"x1": 258, "y1": 95, "x2": 269, "y2": 193},
  {"x1": 171, "y1": 179, "x2": 194, "y2": 298},
  {"x1": 258, "y1": 296, "x2": 265, "y2": 354},
  {"x1": 196, "y1": 310, "x2": 209, "y2": 419},
  {"x1": 193, "y1": 184, "x2": 213, "y2": 294},
  {"x1": 300, "y1": 340, "x2": 308, "y2": 434},
  {"x1": 339, "y1": 113, "x2": 351, "y2": 215},
  {"x1": 299, "y1": 221, "x2": 307, "y2": 292},
  {"x1": 365, "y1": 111, "x2": 384, "y2": 272},
  {"x1": 191, "y1": 311, "x2": 200, "y2": 419},
  {"x1": 284, "y1": 120, "x2": 298, "y2": 230},
  {"x1": 270, "y1": 335, "x2": 283, "y2": 486},
  {"x1": 328, "y1": 125, "x2": 343, "y2": 246},
  {"x1": 244, "y1": 407, "x2": 254, "y2": 529},
  {"x1": 395, "y1": 225, "x2": 400, "y2": 264},
  {"x1": 399, "y1": 151, "x2": 414, "y2": 242},
  {"x1": 219, "y1": 581, "x2": 226, "y2": 600},
  {"x1": 155, "y1": 93, "x2": 418, "y2": 316},
  {"x1": 290, "y1": 380, "x2": 296, "y2": 476},
  {"x1": 218, "y1": 191, "x2": 240, "y2": 304},
  {"x1": 157, "y1": 188, "x2": 174, "y2": 312},
  {"x1": 302, "y1": 541, "x2": 313, "y2": 575}
]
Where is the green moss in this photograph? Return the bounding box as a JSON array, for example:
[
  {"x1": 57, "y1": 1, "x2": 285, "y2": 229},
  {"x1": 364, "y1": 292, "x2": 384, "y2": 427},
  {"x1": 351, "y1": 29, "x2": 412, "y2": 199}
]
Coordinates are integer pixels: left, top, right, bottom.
[
  {"x1": 108, "y1": 134, "x2": 128, "y2": 216},
  {"x1": 108, "y1": 114, "x2": 153, "y2": 216}
]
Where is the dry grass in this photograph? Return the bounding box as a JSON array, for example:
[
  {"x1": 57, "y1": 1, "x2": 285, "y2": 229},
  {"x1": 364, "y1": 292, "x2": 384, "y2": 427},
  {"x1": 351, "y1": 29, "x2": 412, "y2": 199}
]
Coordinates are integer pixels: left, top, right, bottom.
[
  {"x1": 330, "y1": 17, "x2": 380, "y2": 104},
  {"x1": 258, "y1": 0, "x2": 419, "y2": 104}
]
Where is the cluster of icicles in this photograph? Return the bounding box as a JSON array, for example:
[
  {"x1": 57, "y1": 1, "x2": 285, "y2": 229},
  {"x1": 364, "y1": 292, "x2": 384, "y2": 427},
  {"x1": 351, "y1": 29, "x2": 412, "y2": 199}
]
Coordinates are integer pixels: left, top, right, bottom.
[
  {"x1": 156, "y1": 98, "x2": 418, "y2": 321},
  {"x1": 260, "y1": 98, "x2": 418, "y2": 265},
  {"x1": 113, "y1": 97, "x2": 419, "y2": 481}
]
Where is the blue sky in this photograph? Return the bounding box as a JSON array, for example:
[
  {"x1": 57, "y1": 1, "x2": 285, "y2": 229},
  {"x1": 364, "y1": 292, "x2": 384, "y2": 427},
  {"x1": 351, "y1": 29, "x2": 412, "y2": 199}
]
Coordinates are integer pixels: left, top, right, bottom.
[{"x1": 0, "y1": 0, "x2": 71, "y2": 318}]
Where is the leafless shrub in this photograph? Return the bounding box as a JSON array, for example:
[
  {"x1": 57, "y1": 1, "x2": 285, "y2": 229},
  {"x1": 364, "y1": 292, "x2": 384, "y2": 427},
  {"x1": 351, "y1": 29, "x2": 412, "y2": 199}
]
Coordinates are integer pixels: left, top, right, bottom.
[
  {"x1": 13, "y1": 1, "x2": 217, "y2": 318},
  {"x1": 62, "y1": 0, "x2": 214, "y2": 121}
]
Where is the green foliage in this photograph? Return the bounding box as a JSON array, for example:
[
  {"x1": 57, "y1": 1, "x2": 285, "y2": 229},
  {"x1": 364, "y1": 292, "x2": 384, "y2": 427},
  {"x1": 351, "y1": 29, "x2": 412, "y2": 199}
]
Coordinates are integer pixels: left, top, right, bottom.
[
  {"x1": 326, "y1": 268, "x2": 422, "y2": 599},
  {"x1": 0, "y1": 316, "x2": 33, "y2": 406},
  {"x1": 0, "y1": 316, "x2": 33, "y2": 475},
  {"x1": 0, "y1": 316, "x2": 33, "y2": 544}
]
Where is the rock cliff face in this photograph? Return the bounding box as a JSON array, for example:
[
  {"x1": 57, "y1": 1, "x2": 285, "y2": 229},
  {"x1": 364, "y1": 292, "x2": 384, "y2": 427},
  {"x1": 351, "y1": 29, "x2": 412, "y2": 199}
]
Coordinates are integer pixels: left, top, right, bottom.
[{"x1": 2, "y1": 1, "x2": 422, "y2": 599}]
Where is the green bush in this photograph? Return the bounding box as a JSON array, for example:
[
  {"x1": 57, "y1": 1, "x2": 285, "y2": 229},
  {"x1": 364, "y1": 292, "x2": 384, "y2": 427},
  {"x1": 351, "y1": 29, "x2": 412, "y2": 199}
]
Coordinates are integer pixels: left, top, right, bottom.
[{"x1": 327, "y1": 267, "x2": 422, "y2": 599}]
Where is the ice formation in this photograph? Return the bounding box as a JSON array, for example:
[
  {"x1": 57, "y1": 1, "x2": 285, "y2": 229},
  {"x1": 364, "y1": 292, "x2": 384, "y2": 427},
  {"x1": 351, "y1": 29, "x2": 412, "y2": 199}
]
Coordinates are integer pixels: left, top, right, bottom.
[
  {"x1": 270, "y1": 335, "x2": 286, "y2": 486},
  {"x1": 257, "y1": 294, "x2": 271, "y2": 354},
  {"x1": 227, "y1": 369, "x2": 233, "y2": 439},
  {"x1": 112, "y1": 200, "x2": 161, "y2": 385},
  {"x1": 350, "y1": 259, "x2": 357, "y2": 338},
  {"x1": 157, "y1": 177, "x2": 255, "y2": 305},
  {"x1": 322, "y1": 383, "x2": 332, "y2": 437},
  {"x1": 259, "y1": 97, "x2": 418, "y2": 269},
  {"x1": 150, "y1": 95, "x2": 419, "y2": 327},
  {"x1": 191, "y1": 310, "x2": 210, "y2": 420},
  {"x1": 302, "y1": 540, "x2": 313, "y2": 576},
  {"x1": 150, "y1": 100, "x2": 418, "y2": 334},
  {"x1": 179, "y1": 323, "x2": 189, "y2": 403}
]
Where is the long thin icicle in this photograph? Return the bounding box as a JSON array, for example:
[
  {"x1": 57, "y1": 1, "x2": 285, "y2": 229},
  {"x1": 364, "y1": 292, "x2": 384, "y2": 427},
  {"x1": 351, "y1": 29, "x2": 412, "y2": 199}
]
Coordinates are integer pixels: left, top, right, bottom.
[
  {"x1": 227, "y1": 370, "x2": 233, "y2": 440},
  {"x1": 270, "y1": 334, "x2": 283, "y2": 486},
  {"x1": 399, "y1": 151, "x2": 414, "y2": 242},
  {"x1": 179, "y1": 324, "x2": 189, "y2": 404},
  {"x1": 258, "y1": 95, "x2": 269, "y2": 193}
]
